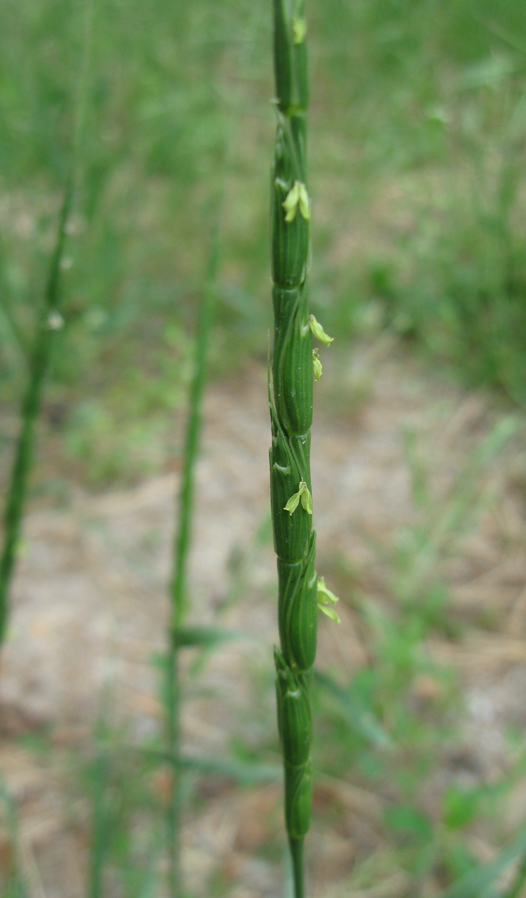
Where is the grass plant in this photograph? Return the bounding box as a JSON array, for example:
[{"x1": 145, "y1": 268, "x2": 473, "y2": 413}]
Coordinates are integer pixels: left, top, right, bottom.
[
  {"x1": 163, "y1": 7, "x2": 269, "y2": 888},
  {"x1": 2, "y1": 2, "x2": 526, "y2": 895},
  {"x1": 165, "y1": 204, "x2": 222, "y2": 896},
  {"x1": 0, "y1": 185, "x2": 72, "y2": 644},
  {"x1": 0, "y1": 0, "x2": 94, "y2": 646},
  {"x1": 268, "y1": 1, "x2": 337, "y2": 894}
]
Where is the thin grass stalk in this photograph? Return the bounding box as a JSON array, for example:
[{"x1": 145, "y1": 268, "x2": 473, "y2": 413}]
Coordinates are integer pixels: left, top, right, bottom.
[
  {"x1": 0, "y1": 0, "x2": 95, "y2": 647},
  {"x1": 166, "y1": 211, "x2": 221, "y2": 897},
  {"x1": 268, "y1": 2, "x2": 335, "y2": 895},
  {"x1": 0, "y1": 184, "x2": 71, "y2": 646},
  {"x1": 163, "y1": 5, "x2": 266, "y2": 887}
]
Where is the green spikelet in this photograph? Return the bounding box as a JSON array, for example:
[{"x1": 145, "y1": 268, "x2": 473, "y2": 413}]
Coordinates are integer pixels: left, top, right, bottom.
[
  {"x1": 272, "y1": 287, "x2": 313, "y2": 436},
  {"x1": 275, "y1": 650, "x2": 313, "y2": 841},
  {"x1": 273, "y1": 0, "x2": 309, "y2": 113},
  {"x1": 269, "y1": 408, "x2": 312, "y2": 564},
  {"x1": 277, "y1": 532, "x2": 317, "y2": 673},
  {"x1": 271, "y1": 131, "x2": 310, "y2": 288},
  {"x1": 269, "y1": 1, "x2": 320, "y2": 895}
]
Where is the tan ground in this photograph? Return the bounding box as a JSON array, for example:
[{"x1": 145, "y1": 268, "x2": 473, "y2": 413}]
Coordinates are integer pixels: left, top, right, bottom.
[{"x1": 1, "y1": 340, "x2": 526, "y2": 897}]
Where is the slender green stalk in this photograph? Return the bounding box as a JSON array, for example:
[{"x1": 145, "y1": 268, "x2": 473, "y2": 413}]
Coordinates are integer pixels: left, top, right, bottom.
[
  {"x1": 163, "y1": 5, "x2": 266, "y2": 888},
  {"x1": 0, "y1": 0, "x2": 94, "y2": 647},
  {"x1": 268, "y1": 2, "x2": 330, "y2": 895},
  {"x1": 0, "y1": 184, "x2": 71, "y2": 646},
  {"x1": 166, "y1": 213, "x2": 220, "y2": 897}
]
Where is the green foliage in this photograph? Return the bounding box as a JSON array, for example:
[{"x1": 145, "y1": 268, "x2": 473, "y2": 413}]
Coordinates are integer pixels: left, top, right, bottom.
[
  {"x1": 384, "y1": 803, "x2": 434, "y2": 847},
  {"x1": 79, "y1": 718, "x2": 164, "y2": 898},
  {"x1": 440, "y1": 825, "x2": 526, "y2": 898},
  {"x1": 2, "y1": 0, "x2": 526, "y2": 487}
]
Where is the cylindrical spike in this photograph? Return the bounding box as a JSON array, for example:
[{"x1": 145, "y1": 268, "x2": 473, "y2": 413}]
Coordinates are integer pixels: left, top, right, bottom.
[{"x1": 269, "y1": 1, "x2": 317, "y2": 894}]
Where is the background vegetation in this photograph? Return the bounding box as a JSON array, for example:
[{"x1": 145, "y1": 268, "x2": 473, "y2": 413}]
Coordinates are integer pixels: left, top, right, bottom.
[
  {"x1": 1, "y1": 0, "x2": 525, "y2": 485},
  {"x1": 1, "y1": 0, "x2": 526, "y2": 895}
]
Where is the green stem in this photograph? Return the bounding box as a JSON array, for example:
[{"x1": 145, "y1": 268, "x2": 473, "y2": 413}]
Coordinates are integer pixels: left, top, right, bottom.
[
  {"x1": 163, "y1": 3, "x2": 264, "y2": 888},
  {"x1": 170, "y1": 226, "x2": 219, "y2": 631},
  {"x1": 289, "y1": 838, "x2": 305, "y2": 898},
  {"x1": 0, "y1": 0, "x2": 95, "y2": 647},
  {"x1": 165, "y1": 644, "x2": 182, "y2": 898},
  {"x1": 165, "y1": 214, "x2": 221, "y2": 897},
  {"x1": 0, "y1": 185, "x2": 70, "y2": 645}
]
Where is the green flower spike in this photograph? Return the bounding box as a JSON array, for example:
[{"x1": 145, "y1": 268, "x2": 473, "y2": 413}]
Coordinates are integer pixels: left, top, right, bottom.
[
  {"x1": 292, "y1": 18, "x2": 307, "y2": 44},
  {"x1": 284, "y1": 480, "x2": 313, "y2": 516},
  {"x1": 312, "y1": 349, "x2": 322, "y2": 381},
  {"x1": 309, "y1": 314, "x2": 333, "y2": 346},
  {"x1": 283, "y1": 181, "x2": 311, "y2": 223},
  {"x1": 270, "y1": 0, "x2": 321, "y2": 889},
  {"x1": 317, "y1": 577, "x2": 340, "y2": 622}
]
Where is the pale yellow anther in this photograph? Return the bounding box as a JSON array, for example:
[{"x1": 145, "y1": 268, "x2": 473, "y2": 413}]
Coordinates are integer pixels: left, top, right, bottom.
[
  {"x1": 317, "y1": 577, "x2": 339, "y2": 605},
  {"x1": 312, "y1": 349, "x2": 322, "y2": 381},
  {"x1": 292, "y1": 17, "x2": 307, "y2": 45},
  {"x1": 298, "y1": 183, "x2": 310, "y2": 220},
  {"x1": 284, "y1": 480, "x2": 313, "y2": 515},
  {"x1": 309, "y1": 314, "x2": 333, "y2": 345},
  {"x1": 317, "y1": 577, "x2": 341, "y2": 622},
  {"x1": 283, "y1": 181, "x2": 310, "y2": 223},
  {"x1": 318, "y1": 604, "x2": 341, "y2": 623}
]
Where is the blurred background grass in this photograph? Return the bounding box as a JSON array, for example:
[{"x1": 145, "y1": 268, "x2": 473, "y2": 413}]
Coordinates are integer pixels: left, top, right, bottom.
[
  {"x1": 2, "y1": 0, "x2": 526, "y2": 896},
  {"x1": 2, "y1": 0, "x2": 526, "y2": 485}
]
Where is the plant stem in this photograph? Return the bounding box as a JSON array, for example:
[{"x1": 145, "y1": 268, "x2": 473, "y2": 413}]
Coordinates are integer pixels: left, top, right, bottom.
[
  {"x1": 0, "y1": 0, "x2": 94, "y2": 647},
  {"x1": 165, "y1": 213, "x2": 221, "y2": 897},
  {"x1": 163, "y1": 4, "x2": 264, "y2": 887},
  {"x1": 269, "y1": 1, "x2": 317, "y2": 896},
  {"x1": 165, "y1": 643, "x2": 182, "y2": 898},
  {"x1": 0, "y1": 184, "x2": 70, "y2": 646},
  {"x1": 289, "y1": 838, "x2": 305, "y2": 898}
]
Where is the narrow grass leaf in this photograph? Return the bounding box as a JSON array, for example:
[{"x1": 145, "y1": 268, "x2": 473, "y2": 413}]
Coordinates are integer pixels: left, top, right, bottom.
[
  {"x1": 145, "y1": 750, "x2": 281, "y2": 785},
  {"x1": 173, "y1": 625, "x2": 251, "y2": 649},
  {"x1": 314, "y1": 670, "x2": 392, "y2": 750},
  {"x1": 439, "y1": 826, "x2": 526, "y2": 898}
]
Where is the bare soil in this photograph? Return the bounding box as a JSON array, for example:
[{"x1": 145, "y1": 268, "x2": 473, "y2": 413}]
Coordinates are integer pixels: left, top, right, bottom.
[{"x1": 1, "y1": 341, "x2": 526, "y2": 897}]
